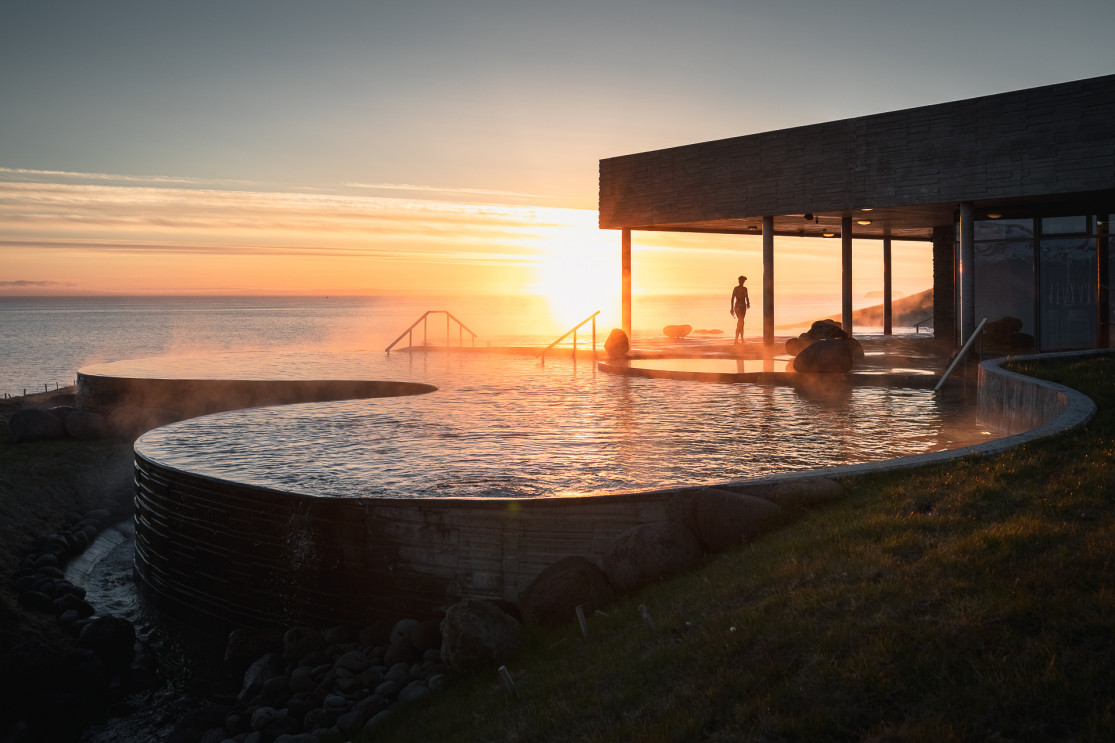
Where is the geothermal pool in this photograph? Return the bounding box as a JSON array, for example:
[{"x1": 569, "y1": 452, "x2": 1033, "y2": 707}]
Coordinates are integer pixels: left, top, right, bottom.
[{"x1": 118, "y1": 349, "x2": 994, "y2": 499}]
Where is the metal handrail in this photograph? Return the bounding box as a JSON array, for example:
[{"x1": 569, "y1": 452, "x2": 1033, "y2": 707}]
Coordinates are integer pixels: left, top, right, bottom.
[
  {"x1": 385, "y1": 310, "x2": 478, "y2": 353},
  {"x1": 538, "y1": 311, "x2": 600, "y2": 365},
  {"x1": 934, "y1": 317, "x2": 988, "y2": 392},
  {"x1": 914, "y1": 315, "x2": 934, "y2": 334}
]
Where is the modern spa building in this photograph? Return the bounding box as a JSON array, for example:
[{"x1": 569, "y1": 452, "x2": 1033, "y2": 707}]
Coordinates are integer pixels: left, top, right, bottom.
[{"x1": 599, "y1": 74, "x2": 1115, "y2": 352}]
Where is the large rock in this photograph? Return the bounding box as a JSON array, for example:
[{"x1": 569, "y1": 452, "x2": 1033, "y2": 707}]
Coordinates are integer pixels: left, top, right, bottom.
[
  {"x1": 7, "y1": 408, "x2": 67, "y2": 443},
  {"x1": 64, "y1": 410, "x2": 110, "y2": 440},
  {"x1": 808, "y1": 319, "x2": 848, "y2": 340},
  {"x1": 604, "y1": 328, "x2": 629, "y2": 358},
  {"x1": 601, "y1": 521, "x2": 703, "y2": 593},
  {"x1": 662, "y1": 324, "x2": 692, "y2": 339},
  {"x1": 793, "y1": 339, "x2": 854, "y2": 374},
  {"x1": 519, "y1": 556, "x2": 614, "y2": 626},
  {"x1": 440, "y1": 599, "x2": 523, "y2": 672},
  {"x1": 691, "y1": 488, "x2": 786, "y2": 553},
  {"x1": 764, "y1": 477, "x2": 845, "y2": 510}
]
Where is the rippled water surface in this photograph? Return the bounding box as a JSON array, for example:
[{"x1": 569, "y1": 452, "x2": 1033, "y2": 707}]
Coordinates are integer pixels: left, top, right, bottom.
[{"x1": 131, "y1": 349, "x2": 993, "y2": 498}]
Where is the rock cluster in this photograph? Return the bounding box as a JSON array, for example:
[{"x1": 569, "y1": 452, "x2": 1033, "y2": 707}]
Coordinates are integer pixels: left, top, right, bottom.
[
  {"x1": 6, "y1": 393, "x2": 181, "y2": 444},
  {"x1": 1, "y1": 484, "x2": 157, "y2": 742},
  {"x1": 604, "y1": 328, "x2": 630, "y2": 358},
  {"x1": 785, "y1": 320, "x2": 865, "y2": 374},
  {"x1": 176, "y1": 599, "x2": 526, "y2": 743}
]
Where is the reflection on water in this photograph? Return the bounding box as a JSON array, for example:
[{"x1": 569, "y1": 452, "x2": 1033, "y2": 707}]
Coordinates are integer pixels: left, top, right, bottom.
[{"x1": 129, "y1": 349, "x2": 993, "y2": 498}]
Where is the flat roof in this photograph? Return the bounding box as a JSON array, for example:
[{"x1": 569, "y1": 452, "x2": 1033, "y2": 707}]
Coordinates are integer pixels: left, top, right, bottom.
[{"x1": 599, "y1": 75, "x2": 1115, "y2": 240}]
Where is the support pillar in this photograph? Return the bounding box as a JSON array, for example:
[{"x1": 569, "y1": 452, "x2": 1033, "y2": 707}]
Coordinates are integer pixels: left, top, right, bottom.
[
  {"x1": 1098, "y1": 216, "x2": 1110, "y2": 349},
  {"x1": 842, "y1": 216, "x2": 853, "y2": 335},
  {"x1": 762, "y1": 216, "x2": 774, "y2": 346},
  {"x1": 883, "y1": 236, "x2": 893, "y2": 336},
  {"x1": 959, "y1": 202, "x2": 976, "y2": 344},
  {"x1": 621, "y1": 228, "x2": 632, "y2": 340}
]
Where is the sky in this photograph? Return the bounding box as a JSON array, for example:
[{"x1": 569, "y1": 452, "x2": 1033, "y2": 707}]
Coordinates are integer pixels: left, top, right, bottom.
[{"x1": 2, "y1": 0, "x2": 1113, "y2": 318}]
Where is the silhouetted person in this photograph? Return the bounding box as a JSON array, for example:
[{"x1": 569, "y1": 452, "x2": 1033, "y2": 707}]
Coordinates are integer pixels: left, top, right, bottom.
[{"x1": 730, "y1": 275, "x2": 750, "y2": 343}]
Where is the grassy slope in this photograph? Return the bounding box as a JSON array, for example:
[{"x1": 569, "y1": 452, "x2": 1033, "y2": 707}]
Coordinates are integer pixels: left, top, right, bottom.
[{"x1": 370, "y1": 355, "x2": 1114, "y2": 742}]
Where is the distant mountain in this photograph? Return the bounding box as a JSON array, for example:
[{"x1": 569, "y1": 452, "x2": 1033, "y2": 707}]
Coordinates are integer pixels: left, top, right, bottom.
[{"x1": 831, "y1": 287, "x2": 933, "y2": 328}]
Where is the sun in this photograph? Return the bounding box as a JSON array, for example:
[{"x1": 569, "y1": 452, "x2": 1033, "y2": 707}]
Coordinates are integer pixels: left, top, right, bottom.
[{"x1": 527, "y1": 210, "x2": 621, "y2": 333}]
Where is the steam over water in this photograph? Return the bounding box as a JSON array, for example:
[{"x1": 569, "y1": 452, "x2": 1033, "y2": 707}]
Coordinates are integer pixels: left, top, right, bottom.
[{"x1": 131, "y1": 350, "x2": 990, "y2": 498}]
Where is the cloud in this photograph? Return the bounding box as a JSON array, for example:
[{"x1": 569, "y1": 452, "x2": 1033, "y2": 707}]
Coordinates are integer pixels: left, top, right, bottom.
[{"x1": 0, "y1": 279, "x2": 75, "y2": 287}]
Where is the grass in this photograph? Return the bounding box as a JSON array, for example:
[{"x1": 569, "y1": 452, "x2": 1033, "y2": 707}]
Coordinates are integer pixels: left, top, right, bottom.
[{"x1": 365, "y1": 354, "x2": 1115, "y2": 742}]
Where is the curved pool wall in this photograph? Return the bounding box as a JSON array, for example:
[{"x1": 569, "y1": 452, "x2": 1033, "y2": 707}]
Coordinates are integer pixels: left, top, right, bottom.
[
  {"x1": 77, "y1": 372, "x2": 437, "y2": 417},
  {"x1": 129, "y1": 351, "x2": 1100, "y2": 632}
]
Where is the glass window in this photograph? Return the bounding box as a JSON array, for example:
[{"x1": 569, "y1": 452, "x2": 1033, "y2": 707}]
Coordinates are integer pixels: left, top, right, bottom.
[
  {"x1": 974, "y1": 238, "x2": 1035, "y2": 351},
  {"x1": 975, "y1": 218, "x2": 1033, "y2": 241},
  {"x1": 1040, "y1": 237, "x2": 1097, "y2": 351},
  {"x1": 1041, "y1": 215, "x2": 1089, "y2": 236}
]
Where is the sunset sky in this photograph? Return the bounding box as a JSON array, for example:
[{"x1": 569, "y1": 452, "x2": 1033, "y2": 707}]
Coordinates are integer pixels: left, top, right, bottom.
[{"x1": 2, "y1": 0, "x2": 1113, "y2": 309}]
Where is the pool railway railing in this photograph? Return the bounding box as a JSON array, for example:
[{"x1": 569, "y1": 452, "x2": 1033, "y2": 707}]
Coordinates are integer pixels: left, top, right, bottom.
[
  {"x1": 385, "y1": 310, "x2": 478, "y2": 353},
  {"x1": 934, "y1": 317, "x2": 988, "y2": 392},
  {"x1": 538, "y1": 310, "x2": 600, "y2": 365}
]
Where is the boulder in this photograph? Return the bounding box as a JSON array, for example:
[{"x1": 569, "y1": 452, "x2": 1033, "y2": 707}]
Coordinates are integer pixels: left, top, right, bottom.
[
  {"x1": 808, "y1": 319, "x2": 848, "y2": 340},
  {"x1": 601, "y1": 521, "x2": 703, "y2": 593},
  {"x1": 64, "y1": 410, "x2": 110, "y2": 440},
  {"x1": 519, "y1": 555, "x2": 614, "y2": 626},
  {"x1": 604, "y1": 328, "x2": 629, "y2": 358},
  {"x1": 440, "y1": 598, "x2": 523, "y2": 672},
  {"x1": 282, "y1": 626, "x2": 323, "y2": 665},
  {"x1": 764, "y1": 477, "x2": 845, "y2": 510},
  {"x1": 77, "y1": 615, "x2": 136, "y2": 673},
  {"x1": 7, "y1": 408, "x2": 67, "y2": 443},
  {"x1": 691, "y1": 488, "x2": 786, "y2": 552},
  {"x1": 662, "y1": 324, "x2": 692, "y2": 339},
  {"x1": 793, "y1": 339, "x2": 854, "y2": 374}
]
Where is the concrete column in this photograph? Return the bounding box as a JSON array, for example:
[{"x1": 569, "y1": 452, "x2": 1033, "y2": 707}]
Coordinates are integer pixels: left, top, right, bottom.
[
  {"x1": 932, "y1": 225, "x2": 957, "y2": 346},
  {"x1": 1098, "y1": 216, "x2": 1110, "y2": 349},
  {"x1": 883, "y1": 236, "x2": 893, "y2": 335},
  {"x1": 621, "y1": 228, "x2": 632, "y2": 340},
  {"x1": 762, "y1": 216, "x2": 774, "y2": 345},
  {"x1": 842, "y1": 216, "x2": 853, "y2": 335},
  {"x1": 959, "y1": 202, "x2": 976, "y2": 344}
]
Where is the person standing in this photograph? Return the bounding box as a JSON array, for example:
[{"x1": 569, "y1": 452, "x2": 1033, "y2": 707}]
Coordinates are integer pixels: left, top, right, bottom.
[{"x1": 730, "y1": 275, "x2": 750, "y2": 343}]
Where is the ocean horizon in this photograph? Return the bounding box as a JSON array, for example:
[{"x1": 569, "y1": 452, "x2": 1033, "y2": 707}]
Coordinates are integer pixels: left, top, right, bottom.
[{"x1": 0, "y1": 291, "x2": 925, "y2": 397}]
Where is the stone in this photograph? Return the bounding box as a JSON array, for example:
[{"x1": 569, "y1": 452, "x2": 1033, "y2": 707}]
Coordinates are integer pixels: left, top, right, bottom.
[
  {"x1": 282, "y1": 626, "x2": 323, "y2": 664},
  {"x1": 793, "y1": 339, "x2": 854, "y2": 374},
  {"x1": 239, "y1": 652, "x2": 286, "y2": 703},
  {"x1": 77, "y1": 615, "x2": 136, "y2": 672},
  {"x1": 397, "y1": 680, "x2": 430, "y2": 703},
  {"x1": 604, "y1": 328, "x2": 629, "y2": 358},
  {"x1": 808, "y1": 319, "x2": 848, "y2": 340},
  {"x1": 662, "y1": 324, "x2": 692, "y2": 338},
  {"x1": 382, "y1": 635, "x2": 418, "y2": 666},
  {"x1": 389, "y1": 618, "x2": 420, "y2": 645},
  {"x1": 600, "y1": 521, "x2": 703, "y2": 593},
  {"x1": 519, "y1": 555, "x2": 614, "y2": 626},
  {"x1": 440, "y1": 598, "x2": 523, "y2": 673},
  {"x1": 409, "y1": 619, "x2": 442, "y2": 651},
  {"x1": 691, "y1": 488, "x2": 786, "y2": 552},
  {"x1": 7, "y1": 408, "x2": 67, "y2": 443},
  {"x1": 335, "y1": 649, "x2": 370, "y2": 673},
  {"x1": 64, "y1": 409, "x2": 110, "y2": 440},
  {"x1": 765, "y1": 477, "x2": 845, "y2": 510}
]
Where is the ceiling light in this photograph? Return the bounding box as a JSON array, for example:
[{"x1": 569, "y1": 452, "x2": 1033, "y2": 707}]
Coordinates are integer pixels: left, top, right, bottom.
[
  {"x1": 857, "y1": 219, "x2": 872, "y2": 225},
  {"x1": 987, "y1": 212, "x2": 1002, "y2": 219},
  {"x1": 822, "y1": 231, "x2": 835, "y2": 238},
  {"x1": 861, "y1": 208, "x2": 873, "y2": 211}
]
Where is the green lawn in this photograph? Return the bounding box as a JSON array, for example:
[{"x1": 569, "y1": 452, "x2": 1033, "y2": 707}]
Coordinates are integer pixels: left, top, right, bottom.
[{"x1": 369, "y1": 354, "x2": 1115, "y2": 742}]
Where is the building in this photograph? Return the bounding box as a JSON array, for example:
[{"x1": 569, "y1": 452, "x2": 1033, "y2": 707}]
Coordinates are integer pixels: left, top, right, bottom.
[{"x1": 599, "y1": 74, "x2": 1115, "y2": 352}]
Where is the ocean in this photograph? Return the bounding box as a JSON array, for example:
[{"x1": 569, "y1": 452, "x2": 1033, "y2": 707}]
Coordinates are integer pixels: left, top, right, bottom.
[{"x1": 0, "y1": 292, "x2": 907, "y2": 398}]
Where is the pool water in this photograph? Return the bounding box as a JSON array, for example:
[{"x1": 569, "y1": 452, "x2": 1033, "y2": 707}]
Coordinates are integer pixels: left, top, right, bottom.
[{"x1": 129, "y1": 349, "x2": 995, "y2": 499}]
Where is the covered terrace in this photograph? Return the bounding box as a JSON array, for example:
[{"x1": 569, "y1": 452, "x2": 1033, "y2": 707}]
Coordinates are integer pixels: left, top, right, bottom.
[{"x1": 599, "y1": 74, "x2": 1115, "y2": 353}]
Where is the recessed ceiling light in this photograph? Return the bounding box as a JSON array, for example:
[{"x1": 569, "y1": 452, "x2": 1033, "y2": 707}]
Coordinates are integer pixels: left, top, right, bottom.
[
  {"x1": 822, "y1": 231, "x2": 835, "y2": 237},
  {"x1": 987, "y1": 213, "x2": 1002, "y2": 219},
  {"x1": 861, "y1": 208, "x2": 873, "y2": 211},
  {"x1": 857, "y1": 219, "x2": 872, "y2": 225}
]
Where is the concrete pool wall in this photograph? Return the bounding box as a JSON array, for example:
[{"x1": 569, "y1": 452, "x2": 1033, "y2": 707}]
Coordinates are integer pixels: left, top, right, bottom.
[{"x1": 129, "y1": 352, "x2": 1100, "y2": 632}]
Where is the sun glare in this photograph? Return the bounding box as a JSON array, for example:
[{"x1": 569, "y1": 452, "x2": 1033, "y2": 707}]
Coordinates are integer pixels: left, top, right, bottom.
[{"x1": 527, "y1": 210, "x2": 621, "y2": 332}]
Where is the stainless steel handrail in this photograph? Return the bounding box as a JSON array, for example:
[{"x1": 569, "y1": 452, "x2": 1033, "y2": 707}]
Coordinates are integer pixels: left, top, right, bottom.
[
  {"x1": 385, "y1": 311, "x2": 478, "y2": 353},
  {"x1": 538, "y1": 311, "x2": 600, "y2": 365},
  {"x1": 934, "y1": 317, "x2": 988, "y2": 392}
]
